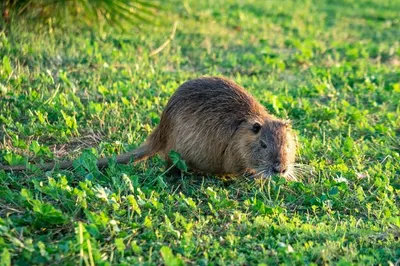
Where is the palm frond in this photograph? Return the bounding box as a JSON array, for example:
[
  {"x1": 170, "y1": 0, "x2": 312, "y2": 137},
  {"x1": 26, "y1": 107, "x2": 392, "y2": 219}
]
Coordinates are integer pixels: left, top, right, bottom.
[{"x1": 2, "y1": 0, "x2": 160, "y2": 29}]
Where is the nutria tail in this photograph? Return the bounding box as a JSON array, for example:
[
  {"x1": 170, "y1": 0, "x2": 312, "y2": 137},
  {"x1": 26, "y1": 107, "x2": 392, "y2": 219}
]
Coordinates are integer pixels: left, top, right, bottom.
[
  {"x1": 95, "y1": 143, "x2": 153, "y2": 168},
  {"x1": 0, "y1": 143, "x2": 154, "y2": 172}
]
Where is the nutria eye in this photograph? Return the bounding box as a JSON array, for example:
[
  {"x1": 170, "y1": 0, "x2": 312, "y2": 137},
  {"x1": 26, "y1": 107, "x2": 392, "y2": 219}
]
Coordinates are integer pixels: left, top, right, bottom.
[
  {"x1": 252, "y1": 122, "x2": 261, "y2": 134},
  {"x1": 260, "y1": 141, "x2": 267, "y2": 149}
]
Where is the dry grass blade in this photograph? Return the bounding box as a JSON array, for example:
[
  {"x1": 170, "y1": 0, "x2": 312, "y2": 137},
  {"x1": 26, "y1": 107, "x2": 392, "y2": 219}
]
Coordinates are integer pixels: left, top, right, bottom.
[{"x1": 150, "y1": 21, "x2": 178, "y2": 57}]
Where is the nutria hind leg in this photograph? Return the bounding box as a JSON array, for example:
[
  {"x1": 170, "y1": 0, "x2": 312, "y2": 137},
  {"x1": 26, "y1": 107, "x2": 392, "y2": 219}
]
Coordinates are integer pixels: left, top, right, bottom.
[
  {"x1": 167, "y1": 165, "x2": 182, "y2": 179},
  {"x1": 164, "y1": 159, "x2": 182, "y2": 180}
]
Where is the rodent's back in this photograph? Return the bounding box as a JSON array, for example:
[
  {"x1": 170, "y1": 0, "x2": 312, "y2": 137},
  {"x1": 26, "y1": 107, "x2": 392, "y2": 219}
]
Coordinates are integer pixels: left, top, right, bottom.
[
  {"x1": 164, "y1": 77, "x2": 268, "y2": 131},
  {"x1": 153, "y1": 76, "x2": 270, "y2": 173},
  {"x1": 167, "y1": 77, "x2": 266, "y2": 119}
]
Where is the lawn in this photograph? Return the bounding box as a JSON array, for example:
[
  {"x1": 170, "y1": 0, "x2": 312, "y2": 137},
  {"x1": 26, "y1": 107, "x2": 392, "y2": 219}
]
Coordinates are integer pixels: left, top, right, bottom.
[{"x1": 0, "y1": 0, "x2": 399, "y2": 265}]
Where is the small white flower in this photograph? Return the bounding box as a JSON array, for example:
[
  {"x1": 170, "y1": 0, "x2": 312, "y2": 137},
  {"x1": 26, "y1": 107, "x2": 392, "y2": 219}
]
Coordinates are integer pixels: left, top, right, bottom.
[{"x1": 334, "y1": 176, "x2": 349, "y2": 184}]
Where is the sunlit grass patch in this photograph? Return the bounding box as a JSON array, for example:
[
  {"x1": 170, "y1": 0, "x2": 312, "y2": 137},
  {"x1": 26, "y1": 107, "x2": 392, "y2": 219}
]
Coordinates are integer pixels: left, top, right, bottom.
[{"x1": 0, "y1": 0, "x2": 399, "y2": 264}]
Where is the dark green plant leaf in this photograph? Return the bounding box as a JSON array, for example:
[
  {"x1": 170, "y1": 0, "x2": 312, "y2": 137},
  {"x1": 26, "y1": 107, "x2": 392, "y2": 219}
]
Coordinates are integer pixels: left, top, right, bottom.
[
  {"x1": 329, "y1": 186, "x2": 339, "y2": 196},
  {"x1": 72, "y1": 148, "x2": 100, "y2": 178},
  {"x1": 168, "y1": 150, "x2": 188, "y2": 172},
  {"x1": 32, "y1": 200, "x2": 67, "y2": 226},
  {"x1": 3, "y1": 153, "x2": 25, "y2": 166}
]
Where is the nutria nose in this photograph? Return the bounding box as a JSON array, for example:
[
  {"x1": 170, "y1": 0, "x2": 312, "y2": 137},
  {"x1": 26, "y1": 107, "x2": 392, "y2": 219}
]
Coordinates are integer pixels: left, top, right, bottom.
[{"x1": 273, "y1": 165, "x2": 287, "y2": 174}]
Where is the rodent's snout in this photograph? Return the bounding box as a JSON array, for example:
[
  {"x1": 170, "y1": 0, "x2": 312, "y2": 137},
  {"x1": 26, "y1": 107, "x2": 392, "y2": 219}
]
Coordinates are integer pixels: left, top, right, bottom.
[{"x1": 272, "y1": 164, "x2": 287, "y2": 175}]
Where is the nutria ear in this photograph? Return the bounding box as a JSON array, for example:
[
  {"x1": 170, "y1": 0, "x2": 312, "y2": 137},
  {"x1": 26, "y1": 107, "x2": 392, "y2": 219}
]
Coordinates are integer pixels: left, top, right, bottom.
[{"x1": 252, "y1": 122, "x2": 262, "y2": 134}]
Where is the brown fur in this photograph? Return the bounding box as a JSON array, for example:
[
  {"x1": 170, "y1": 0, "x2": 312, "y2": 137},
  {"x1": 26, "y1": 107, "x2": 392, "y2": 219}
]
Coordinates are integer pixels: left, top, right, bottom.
[{"x1": 1, "y1": 77, "x2": 297, "y2": 179}]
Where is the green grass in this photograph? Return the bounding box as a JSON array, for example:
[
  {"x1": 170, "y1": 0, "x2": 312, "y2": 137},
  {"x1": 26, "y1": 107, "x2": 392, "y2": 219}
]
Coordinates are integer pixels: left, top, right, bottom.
[{"x1": 1, "y1": 0, "x2": 399, "y2": 265}]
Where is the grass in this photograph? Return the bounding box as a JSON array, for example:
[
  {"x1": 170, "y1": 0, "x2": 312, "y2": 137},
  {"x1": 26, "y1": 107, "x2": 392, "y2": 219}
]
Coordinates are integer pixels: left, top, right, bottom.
[{"x1": 0, "y1": 0, "x2": 399, "y2": 264}]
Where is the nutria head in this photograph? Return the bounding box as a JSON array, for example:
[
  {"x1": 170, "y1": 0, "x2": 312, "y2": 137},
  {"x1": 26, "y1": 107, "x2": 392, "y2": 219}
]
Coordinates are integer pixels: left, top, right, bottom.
[{"x1": 237, "y1": 117, "x2": 296, "y2": 180}]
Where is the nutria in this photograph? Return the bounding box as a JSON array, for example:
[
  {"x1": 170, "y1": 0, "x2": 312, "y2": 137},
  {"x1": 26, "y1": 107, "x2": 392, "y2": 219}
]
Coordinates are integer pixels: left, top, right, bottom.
[{"x1": 1, "y1": 77, "x2": 297, "y2": 179}]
